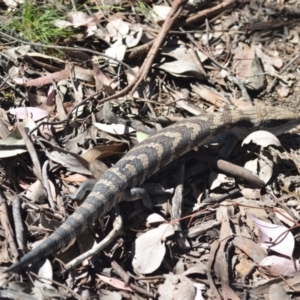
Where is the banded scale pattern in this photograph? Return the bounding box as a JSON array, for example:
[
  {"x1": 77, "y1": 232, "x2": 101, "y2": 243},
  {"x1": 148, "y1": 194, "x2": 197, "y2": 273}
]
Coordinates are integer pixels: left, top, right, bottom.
[{"x1": 6, "y1": 107, "x2": 300, "y2": 273}]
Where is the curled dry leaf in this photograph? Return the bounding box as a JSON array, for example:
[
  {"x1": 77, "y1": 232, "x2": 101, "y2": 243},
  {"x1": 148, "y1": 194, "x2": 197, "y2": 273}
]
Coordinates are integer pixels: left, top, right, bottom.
[
  {"x1": 182, "y1": 264, "x2": 207, "y2": 276},
  {"x1": 209, "y1": 172, "x2": 234, "y2": 190},
  {"x1": 244, "y1": 152, "x2": 274, "y2": 184},
  {"x1": 132, "y1": 223, "x2": 174, "y2": 274},
  {"x1": 194, "y1": 283, "x2": 206, "y2": 300},
  {"x1": 24, "y1": 180, "x2": 47, "y2": 204},
  {"x1": 81, "y1": 142, "x2": 126, "y2": 162},
  {"x1": 242, "y1": 130, "x2": 282, "y2": 148},
  {"x1": 248, "y1": 214, "x2": 295, "y2": 259}
]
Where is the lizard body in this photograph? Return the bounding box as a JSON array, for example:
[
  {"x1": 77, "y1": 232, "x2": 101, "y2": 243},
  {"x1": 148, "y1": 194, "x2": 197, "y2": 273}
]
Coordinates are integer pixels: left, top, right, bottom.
[{"x1": 6, "y1": 107, "x2": 300, "y2": 272}]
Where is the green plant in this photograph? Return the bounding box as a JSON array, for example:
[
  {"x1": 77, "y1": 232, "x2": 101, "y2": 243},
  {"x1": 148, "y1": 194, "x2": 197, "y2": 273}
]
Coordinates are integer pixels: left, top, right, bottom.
[
  {"x1": 3, "y1": 1, "x2": 70, "y2": 44},
  {"x1": 134, "y1": 0, "x2": 153, "y2": 17}
]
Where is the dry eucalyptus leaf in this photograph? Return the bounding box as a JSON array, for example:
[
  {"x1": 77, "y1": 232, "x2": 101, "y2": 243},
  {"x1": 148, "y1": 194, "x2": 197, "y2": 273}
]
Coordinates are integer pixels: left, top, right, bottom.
[
  {"x1": 132, "y1": 223, "x2": 174, "y2": 274},
  {"x1": 240, "y1": 188, "x2": 261, "y2": 199},
  {"x1": 146, "y1": 213, "x2": 166, "y2": 225},
  {"x1": 73, "y1": 66, "x2": 94, "y2": 82},
  {"x1": 248, "y1": 214, "x2": 295, "y2": 259},
  {"x1": 98, "y1": 290, "x2": 122, "y2": 300},
  {"x1": 34, "y1": 259, "x2": 53, "y2": 285},
  {"x1": 32, "y1": 284, "x2": 62, "y2": 300},
  {"x1": 232, "y1": 45, "x2": 265, "y2": 91},
  {"x1": 97, "y1": 274, "x2": 133, "y2": 291},
  {"x1": 4, "y1": 45, "x2": 31, "y2": 60},
  {"x1": 126, "y1": 26, "x2": 143, "y2": 48},
  {"x1": 151, "y1": 5, "x2": 171, "y2": 22},
  {"x1": 7, "y1": 281, "x2": 29, "y2": 293},
  {"x1": 269, "y1": 284, "x2": 293, "y2": 300},
  {"x1": 50, "y1": 151, "x2": 92, "y2": 175},
  {"x1": 191, "y1": 84, "x2": 227, "y2": 107},
  {"x1": 244, "y1": 153, "x2": 274, "y2": 184},
  {"x1": 209, "y1": 172, "x2": 233, "y2": 190},
  {"x1": 0, "y1": 126, "x2": 28, "y2": 158},
  {"x1": 162, "y1": 47, "x2": 193, "y2": 62},
  {"x1": 52, "y1": 19, "x2": 73, "y2": 28},
  {"x1": 62, "y1": 174, "x2": 89, "y2": 183},
  {"x1": 40, "y1": 214, "x2": 62, "y2": 232},
  {"x1": 105, "y1": 41, "x2": 126, "y2": 66},
  {"x1": 275, "y1": 208, "x2": 295, "y2": 227},
  {"x1": 24, "y1": 180, "x2": 47, "y2": 204},
  {"x1": 259, "y1": 256, "x2": 300, "y2": 275},
  {"x1": 81, "y1": 142, "x2": 125, "y2": 161},
  {"x1": 242, "y1": 130, "x2": 282, "y2": 148},
  {"x1": 182, "y1": 264, "x2": 207, "y2": 276},
  {"x1": 136, "y1": 131, "x2": 149, "y2": 143},
  {"x1": 10, "y1": 107, "x2": 49, "y2": 121},
  {"x1": 158, "y1": 274, "x2": 196, "y2": 300},
  {"x1": 106, "y1": 18, "x2": 129, "y2": 39},
  {"x1": 158, "y1": 60, "x2": 205, "y2": 79}
]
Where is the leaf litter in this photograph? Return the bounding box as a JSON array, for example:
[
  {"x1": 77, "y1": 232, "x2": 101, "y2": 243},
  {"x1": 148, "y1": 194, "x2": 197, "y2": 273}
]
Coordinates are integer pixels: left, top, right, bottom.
[{"x1": 0, "y1": 0, "x2": 300, "y2": 299}]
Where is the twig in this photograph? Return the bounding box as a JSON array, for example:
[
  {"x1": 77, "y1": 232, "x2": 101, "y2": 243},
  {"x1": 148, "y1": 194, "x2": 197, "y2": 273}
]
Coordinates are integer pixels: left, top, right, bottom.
[
  {"x1": 182, "y1": 0, "x2": 235, "y2": 26},
  {"x1": 227, "y1": 75, "x2": 253, "y2": 107},
  {"x1": 94, "y1": 0, "x2": 188, "y2": 105},
  {"x1": 0, "y1": 32, "x2": 136, "y2": 75},
  {"x1": 28, "y1": 0, "x2": 188, "y2": 139},
  {"x1": 59, "y1": 207, "x2": 123, "y2": 274},
  {"x1": 29, "y1": 271, "x2": 84, "y2": 300},
  {"x1": 111, "y1": 260, "x2": 155, "y2": 297},
  {"x1": 267, "y1": 52, "x2": 300, "y2": 93},
  {"x1": 28, "y1": 92, "x2": 99, "y2": 136},
  {"x1": 12, "y1": 196, "x2": 25, "y2": 251},
  {"x1": 0, "y1": 193, "x2": 19, "y2": 262},
  {"x1": 42, "y1": 160, "x2": 56, "y2": 210},
  {"x1": 17, "y1": 124, "x2": 42, "y2": 181},
  {"x1": 0, "y1": 73, "x2": 29, "y2": 102}
]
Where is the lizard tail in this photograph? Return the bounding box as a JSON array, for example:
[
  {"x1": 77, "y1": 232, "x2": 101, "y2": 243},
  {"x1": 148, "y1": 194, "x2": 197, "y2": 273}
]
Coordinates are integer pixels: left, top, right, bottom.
[{"x1": 5, "y1": 183, "x2": 115, "y2": 273}]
